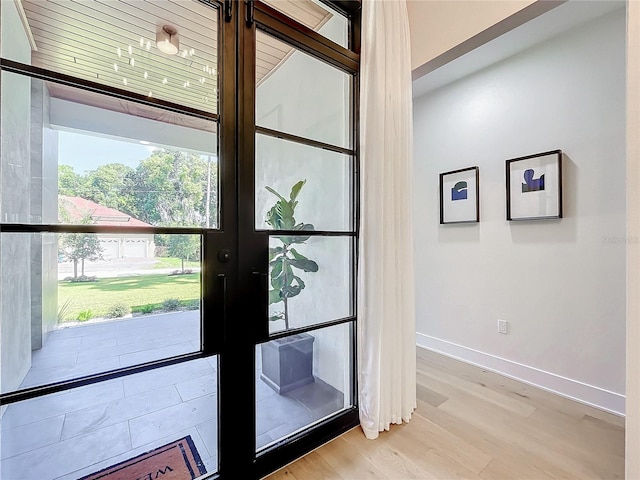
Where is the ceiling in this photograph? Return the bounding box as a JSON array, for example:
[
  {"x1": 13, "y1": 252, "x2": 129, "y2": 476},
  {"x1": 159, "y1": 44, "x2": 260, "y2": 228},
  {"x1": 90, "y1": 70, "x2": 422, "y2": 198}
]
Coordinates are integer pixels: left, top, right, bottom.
[
  {"x1": 412, "y1": 0, "x2": 625, "y2": 99},
  {"x1": 18, "y1": 0, "x2": 332, "y2": 115}
]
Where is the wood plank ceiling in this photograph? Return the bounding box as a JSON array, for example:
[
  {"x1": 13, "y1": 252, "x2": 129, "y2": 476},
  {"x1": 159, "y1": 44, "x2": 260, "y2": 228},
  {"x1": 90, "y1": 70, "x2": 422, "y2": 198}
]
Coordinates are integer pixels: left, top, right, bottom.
[{"x1": 18, "y1": 0, "x2": 333, "y2": 115}]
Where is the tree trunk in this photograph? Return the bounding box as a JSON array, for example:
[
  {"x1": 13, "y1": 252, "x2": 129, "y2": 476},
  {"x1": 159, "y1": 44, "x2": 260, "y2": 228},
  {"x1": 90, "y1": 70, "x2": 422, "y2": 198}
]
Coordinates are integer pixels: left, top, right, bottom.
[
  {"x1": 81, "y1": 258, "x2": 85, "y2": 276},
  {"x1": 181, "y1": 257, "x2": 185, "y2": 274},
  {"x1": 73, "y1": 259, "x2": 78, "y2": 278}
]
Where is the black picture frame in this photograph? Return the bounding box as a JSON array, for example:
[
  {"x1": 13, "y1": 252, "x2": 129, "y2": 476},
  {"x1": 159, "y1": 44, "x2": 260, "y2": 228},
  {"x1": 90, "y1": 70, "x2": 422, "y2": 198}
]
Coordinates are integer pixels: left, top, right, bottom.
[
  {"x1": 439, "y1": 166, "x2": 480, "y2": 224},
  {"x1": 506, "y1": 149, "x2": 562, "y2": 221}
]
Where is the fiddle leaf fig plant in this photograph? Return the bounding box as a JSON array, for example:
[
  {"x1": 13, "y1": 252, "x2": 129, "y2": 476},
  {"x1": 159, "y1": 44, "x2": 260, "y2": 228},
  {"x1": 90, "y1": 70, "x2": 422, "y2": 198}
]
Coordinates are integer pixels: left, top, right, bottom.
[{"x1": 266, "y1": 179, "x2": 318, "y2": 330}]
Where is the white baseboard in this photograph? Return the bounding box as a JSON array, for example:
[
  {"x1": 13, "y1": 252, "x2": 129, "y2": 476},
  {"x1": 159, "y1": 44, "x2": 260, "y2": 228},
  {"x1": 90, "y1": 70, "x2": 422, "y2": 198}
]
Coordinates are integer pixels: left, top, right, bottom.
[{"x1": 416, "y1": 333, "x2": 625, "y2": 416}]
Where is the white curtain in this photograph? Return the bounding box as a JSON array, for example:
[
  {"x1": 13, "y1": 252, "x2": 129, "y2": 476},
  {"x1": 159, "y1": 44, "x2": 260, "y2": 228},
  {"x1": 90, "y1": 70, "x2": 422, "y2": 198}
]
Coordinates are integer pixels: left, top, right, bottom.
[{"x1": 358, "y1": 0, "x2": 417, "y2": 439}]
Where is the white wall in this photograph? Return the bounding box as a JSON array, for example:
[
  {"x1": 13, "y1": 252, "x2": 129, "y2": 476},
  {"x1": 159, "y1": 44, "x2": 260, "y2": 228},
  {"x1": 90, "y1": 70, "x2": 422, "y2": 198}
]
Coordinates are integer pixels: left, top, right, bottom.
[
  {"x1": 0, "y1": 0, "x2": 32, "y2": 395},
  {"x1": 413, "y1": 8, "x2": 626, "y2": 414},
  {"x1": 626, "y1": 0, "x2": 640, "y2": 476}
]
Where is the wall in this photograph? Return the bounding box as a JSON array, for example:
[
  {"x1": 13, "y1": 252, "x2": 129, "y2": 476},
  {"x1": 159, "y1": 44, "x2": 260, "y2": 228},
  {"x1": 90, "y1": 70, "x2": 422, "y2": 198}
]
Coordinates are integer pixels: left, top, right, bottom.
[
  {"x1": 412, "y1": 8, "x2": 626, "y2": 414},
  {"x1": 626, "y1": 0, "x2": 640, "y2": 476},
  {"x1": 0, "y1": 0, "x2": 32, "y2": 394},
  {"x1": 407, "y1": 0, "x2": 536, "y2": 71},
  {"x1": 30, "y1": 79, "x2": 59, "y2": 349},
  {"x1": 255, "y1": 14, "x2": 352, "y2": 396}
]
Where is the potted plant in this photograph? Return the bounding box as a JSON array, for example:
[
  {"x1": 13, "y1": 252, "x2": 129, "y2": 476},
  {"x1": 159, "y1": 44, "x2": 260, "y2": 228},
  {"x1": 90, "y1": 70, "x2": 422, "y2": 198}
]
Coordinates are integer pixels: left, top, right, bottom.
[{"x1": 259, "y1": 180, "x2": 319, "y2": 394}]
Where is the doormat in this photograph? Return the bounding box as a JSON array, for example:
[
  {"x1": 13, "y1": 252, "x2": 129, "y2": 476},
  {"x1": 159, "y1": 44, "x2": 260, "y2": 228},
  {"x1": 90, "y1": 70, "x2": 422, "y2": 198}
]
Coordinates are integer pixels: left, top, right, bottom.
[{"x1": 79, "y1": 435, "x2": 207, "y2": 480}]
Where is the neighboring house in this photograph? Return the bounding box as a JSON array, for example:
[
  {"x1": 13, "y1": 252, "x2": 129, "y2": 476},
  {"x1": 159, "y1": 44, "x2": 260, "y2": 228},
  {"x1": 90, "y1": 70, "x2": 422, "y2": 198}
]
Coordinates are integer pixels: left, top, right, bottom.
[{"x1": 58, "y1": 195, "x2": 155, "y2": 260}]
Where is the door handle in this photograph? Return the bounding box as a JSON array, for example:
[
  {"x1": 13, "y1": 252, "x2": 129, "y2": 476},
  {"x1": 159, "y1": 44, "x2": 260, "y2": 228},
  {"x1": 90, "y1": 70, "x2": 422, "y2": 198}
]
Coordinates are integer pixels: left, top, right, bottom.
[{"x1": 217, "y1": 249, "x2": 232, "y2": 263}]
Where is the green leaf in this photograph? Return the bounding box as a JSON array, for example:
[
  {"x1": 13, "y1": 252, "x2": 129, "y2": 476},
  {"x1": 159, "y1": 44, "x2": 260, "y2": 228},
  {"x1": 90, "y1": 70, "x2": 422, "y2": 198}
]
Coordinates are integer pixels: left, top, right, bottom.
[
  {"x1": 265, "y1": 185, "x2": 288, "y2": 203},
  {"x1": 290, "y1": 248, "x2": 309, "y2": 261},
  {"x1": 282, "y1": 285, "x2": 302, "y2": 298},
  {"x1": 270, "y1": 260, "x2": 283, "y2": 279},
  {"x1": 289, "y1": 258, "x2": 319, "y2": 272},
  {"x1": 268, "y1": 247, "x2": 283, "y2": 262},
  {"x1": 269, "y1": 315, "x2": 284, "y2": 322},
  {"x1": 271, "y1": 275, "x2": 285, "y2": 290},
  {"x1": 293, "y1": 275, "x2": 306, "y2": 290},
  {"x1": 268, "y1": 289, "x2": 283, "y2": 305},
  {"x1": 289, "y1": 180, "x2": 306, "y2": 202}
]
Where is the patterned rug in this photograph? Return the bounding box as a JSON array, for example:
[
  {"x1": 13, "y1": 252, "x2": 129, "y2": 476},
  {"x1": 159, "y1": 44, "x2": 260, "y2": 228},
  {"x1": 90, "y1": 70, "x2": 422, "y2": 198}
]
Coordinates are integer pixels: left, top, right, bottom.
[{"x1": 79, "y1": 435, "x2": 207, "y2": 480}]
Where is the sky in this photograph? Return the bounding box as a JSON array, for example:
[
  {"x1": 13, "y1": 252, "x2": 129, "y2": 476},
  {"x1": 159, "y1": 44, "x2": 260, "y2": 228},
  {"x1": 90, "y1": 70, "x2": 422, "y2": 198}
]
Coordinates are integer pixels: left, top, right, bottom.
[{"x1": 58, "y1": 130, "x2": 157, "y2": 174}]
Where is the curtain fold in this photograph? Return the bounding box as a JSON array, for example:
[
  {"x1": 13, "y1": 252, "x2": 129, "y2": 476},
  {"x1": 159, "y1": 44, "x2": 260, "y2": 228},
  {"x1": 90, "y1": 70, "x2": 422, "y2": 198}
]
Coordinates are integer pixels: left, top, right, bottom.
[{"x1": 358, "y1": 0, "x2": 416, "y2": 440}]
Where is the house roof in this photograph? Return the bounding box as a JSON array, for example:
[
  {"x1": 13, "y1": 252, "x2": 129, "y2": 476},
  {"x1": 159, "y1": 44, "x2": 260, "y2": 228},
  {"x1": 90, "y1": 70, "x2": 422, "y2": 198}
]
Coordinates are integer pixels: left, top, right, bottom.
[{"x1": 59, "y1": 195, "x2": 151, "y2": 227}]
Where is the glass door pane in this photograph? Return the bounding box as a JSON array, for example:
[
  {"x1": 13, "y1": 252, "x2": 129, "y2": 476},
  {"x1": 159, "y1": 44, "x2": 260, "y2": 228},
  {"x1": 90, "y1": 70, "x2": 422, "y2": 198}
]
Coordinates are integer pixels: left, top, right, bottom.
[
  {"x1": 256, "y1": 323, "x2": 353, "y2": 450},
  {"x1": 253, "y1": 24, "x2": 357, "y2": 458},
  {"x1": 1, "y1": 358, "x2": 218, "y2": 479},
  {"x1": 0, "y1": 0, "x2": 221, "y2": 478}
]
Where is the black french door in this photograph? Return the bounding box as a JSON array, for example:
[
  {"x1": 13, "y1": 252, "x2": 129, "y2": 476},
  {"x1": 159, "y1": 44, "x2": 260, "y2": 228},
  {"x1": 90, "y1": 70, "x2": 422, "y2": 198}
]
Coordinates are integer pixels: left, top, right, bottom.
[
  {"x1": 0, "y1": 1, "x2": 359, "y2": 478},
  {"x1": 225, "y1": 1, "x2": 361, "y2": 477}
]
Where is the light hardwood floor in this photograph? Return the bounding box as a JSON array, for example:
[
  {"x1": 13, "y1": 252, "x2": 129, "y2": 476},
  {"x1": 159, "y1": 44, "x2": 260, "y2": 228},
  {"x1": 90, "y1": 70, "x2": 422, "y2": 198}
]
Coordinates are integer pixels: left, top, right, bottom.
[{"x1": 263, "y1": 347, "x2": 625, "y2": 479}]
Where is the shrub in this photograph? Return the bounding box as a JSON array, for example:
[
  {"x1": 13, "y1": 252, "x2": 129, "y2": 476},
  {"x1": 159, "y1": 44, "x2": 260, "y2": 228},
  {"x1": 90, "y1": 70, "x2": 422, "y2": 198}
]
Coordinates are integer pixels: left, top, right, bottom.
[
  {"x1": 185, "y1": 299, "x2": 200, "y2": 310},
  {"x1": 67, "y1": 275, "x2": 98, "y2": 283},
  {"x1": 161, "y1": 298, "x2": 181, "y2": 311},
  {"x1": 77, "y1": 309, "x2": 93, "y2": 322},
  {"x1": 106, "y1": 303, "x2": 130, "y2": 318},
  {"x1": 139, "y1": 304, "x2": 155, "y2": 314}
]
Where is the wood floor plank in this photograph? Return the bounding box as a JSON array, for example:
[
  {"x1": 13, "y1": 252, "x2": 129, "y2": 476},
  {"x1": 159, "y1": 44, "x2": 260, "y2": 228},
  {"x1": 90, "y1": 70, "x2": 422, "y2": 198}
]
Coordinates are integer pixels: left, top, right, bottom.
[
  {"x1": 263, "y1": 348, "x2": 625, "y2": 480},
  {"x1": 341, "y1": 426, "x2": 425, "y2": 479},
  {"x1": 314, "y1": 435, "x2": 389, "y2": 479},
  {"x1": 269, "y1": 450, "x2": 345, "y2": 480}
]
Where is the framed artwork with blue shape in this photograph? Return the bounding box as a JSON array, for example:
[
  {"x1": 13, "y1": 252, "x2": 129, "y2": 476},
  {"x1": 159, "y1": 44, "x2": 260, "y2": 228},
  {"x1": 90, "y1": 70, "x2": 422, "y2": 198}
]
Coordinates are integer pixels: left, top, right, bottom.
[
  {"x1": 439, "y1": 166, "x2": 479, "y2": 224},
  {"x1": 506, "y1": 150, "x2": 562, "y2": 221}
]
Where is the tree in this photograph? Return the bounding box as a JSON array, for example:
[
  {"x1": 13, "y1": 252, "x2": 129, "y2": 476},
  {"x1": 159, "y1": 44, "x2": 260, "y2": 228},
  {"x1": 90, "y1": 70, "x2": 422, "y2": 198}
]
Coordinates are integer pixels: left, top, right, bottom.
[
  {"x1": 58, "y1": 164, "x2": 86, "y2": 197},
  {"x1": 84, "y1": 163, "x2": 136, "y2": 213},
  {"x1": 58, "y1": 208, "x2": 104, "y2": 279},
  {"x1": 132, "y1": 149, "x2": 211, "y2": 226},
  {"x1": 59, "y1": 232, "x2": 104, "y2": 278},
  {"x1": 265, "y1": 180, "x2": 318, "y2": 330},
  {"x1": 168, "y1": 235, "x2": 200, "y2": 273}
]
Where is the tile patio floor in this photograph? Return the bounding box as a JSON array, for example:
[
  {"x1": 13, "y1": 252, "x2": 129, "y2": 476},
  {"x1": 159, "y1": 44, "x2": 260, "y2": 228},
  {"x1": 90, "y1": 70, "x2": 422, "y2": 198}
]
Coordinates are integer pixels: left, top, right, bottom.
[{"x1": 0, "y1": 312, "x2": 344, "y2": 480}]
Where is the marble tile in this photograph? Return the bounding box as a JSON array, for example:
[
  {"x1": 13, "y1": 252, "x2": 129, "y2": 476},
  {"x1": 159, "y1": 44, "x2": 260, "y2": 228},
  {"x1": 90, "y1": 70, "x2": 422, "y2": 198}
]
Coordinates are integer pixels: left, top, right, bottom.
[
  {"x1": 0, "y1": 421, "x2": 131, "y2": 480},
  {"x1": 195, "y1": 418, "x2": 218, "y2": 459},
  {"x1": 288, "y1": 378, "x2": 345, "y2": 413},
  {"x1": 175, "y1": 373, "x2": 217, "y2": 402},
  {"x1": 1, "y1": 415, "x2": 64, "y2": 459},
  {"x1": 19, "y1": 356, "x2": 121, "y2": 388},
  {"x1": 61, "y1": 385, "x2": 182, "y2": 440},
  {"x1": 36, "y1": 336, "x2": 83, "y2": 352},
  {"x1": 119, "y1": 342, "x2": 195, "y2": 367},
  {"x1": 122, "y1": 359, "x2": 213, "y2": 397},
  {"x1": 129, "y1": 394, "x2": 216, "y2": 448},
  {"x1": 202, "y1": 455, "x2": 218, "y2": 476},
  {"x1": 1, "y1": 381, "x2": 124, "y2": 429},
  {"x1": 76, "y1": 339, "x2": 155, "y2": 363},
  {"x1": 255, "y1": 393, "x2": 310, "y2": 437},
  {"x1": 80, "y1": 336, "x2": 117, "y2": 348},
  {"x1": 153, "y1": 334, "x2": 199, "y2": 349},
  {"x1": 50, "y1": 324, "x2": 117, "y2": 340}
]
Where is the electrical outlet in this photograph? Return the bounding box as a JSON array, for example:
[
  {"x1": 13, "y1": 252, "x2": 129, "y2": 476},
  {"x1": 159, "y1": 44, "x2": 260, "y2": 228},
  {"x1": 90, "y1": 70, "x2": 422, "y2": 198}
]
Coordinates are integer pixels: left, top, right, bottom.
[{"x1": 497, "y1": 319, "x2": 509, "y2": 334}]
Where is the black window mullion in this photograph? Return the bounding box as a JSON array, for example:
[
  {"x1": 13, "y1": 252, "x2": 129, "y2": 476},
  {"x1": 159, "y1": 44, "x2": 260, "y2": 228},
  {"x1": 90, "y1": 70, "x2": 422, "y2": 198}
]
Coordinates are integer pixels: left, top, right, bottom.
[
  {"x1": 255, "y1": 125, "x2": 354, "y2": 156},
  {"x1": 0, "y1": 59, "x2": 218, "y2": 122},
  {"x1": 254, "y1": 2, "x2": 359, "y2": 75},
  {"x1": 0, "y1": 351, "x2": 205, "y2": 406}
]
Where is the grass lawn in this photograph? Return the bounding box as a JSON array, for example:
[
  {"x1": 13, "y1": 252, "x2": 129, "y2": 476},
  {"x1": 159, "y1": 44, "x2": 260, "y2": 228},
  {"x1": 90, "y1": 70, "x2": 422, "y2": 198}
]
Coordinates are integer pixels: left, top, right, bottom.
[
  {"x1": 152, "y1": 257, "x2": 201, "y2": 269},
  {"x1": 59, "y1": 272, "x2": 200, "y2": 321}
]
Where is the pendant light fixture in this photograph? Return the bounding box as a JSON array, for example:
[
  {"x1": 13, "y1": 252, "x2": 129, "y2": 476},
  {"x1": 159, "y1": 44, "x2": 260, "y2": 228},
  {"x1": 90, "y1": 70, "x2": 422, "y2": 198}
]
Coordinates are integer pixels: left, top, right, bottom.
[{"x1": 156, "y1": 25, "x2": 179, "y2": 55}]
